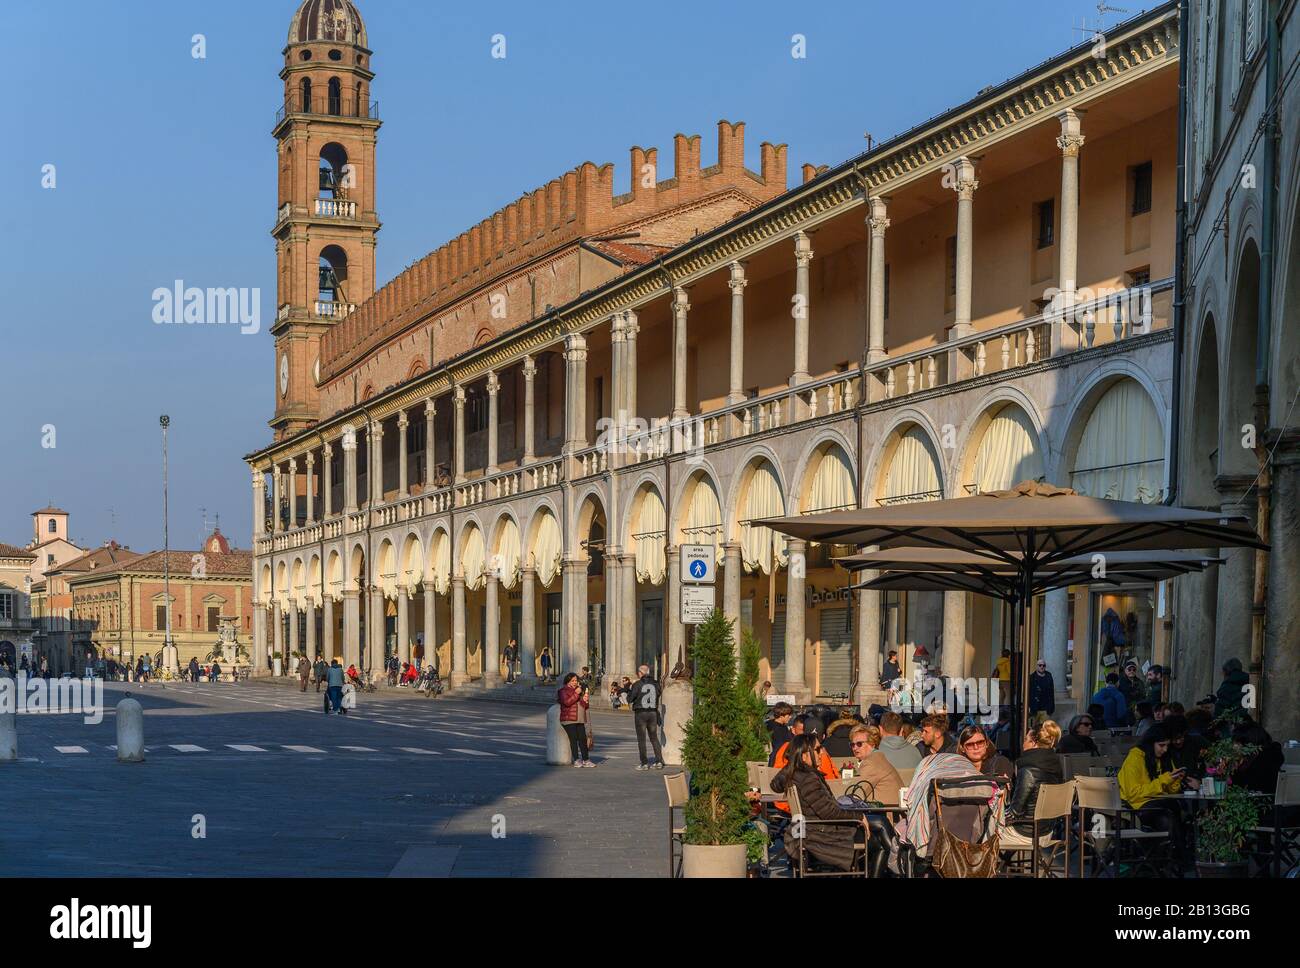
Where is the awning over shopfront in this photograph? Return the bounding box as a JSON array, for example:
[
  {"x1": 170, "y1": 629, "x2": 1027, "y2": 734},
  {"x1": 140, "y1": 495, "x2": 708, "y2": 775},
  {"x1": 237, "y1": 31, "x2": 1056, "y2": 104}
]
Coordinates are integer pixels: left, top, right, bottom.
[{"x1": 634, "y1": 489, "x2": 667, "y2": 585}]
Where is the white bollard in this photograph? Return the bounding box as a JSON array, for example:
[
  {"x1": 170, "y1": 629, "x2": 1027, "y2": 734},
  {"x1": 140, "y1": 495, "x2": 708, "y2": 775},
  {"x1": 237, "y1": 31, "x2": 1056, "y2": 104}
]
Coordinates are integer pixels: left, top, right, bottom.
[
  {"x1": 0, "y1": 707, "x2": 15, "y2": 762},
  {"x1": 546, "y1": 704, "x2": 572, "y2": 766},
  {"x1": 116, "y1": 695, "x2": 145, "y2": 763},
  {"x1": 660, "y1": 678, "x2": 695, "y2": 766}
]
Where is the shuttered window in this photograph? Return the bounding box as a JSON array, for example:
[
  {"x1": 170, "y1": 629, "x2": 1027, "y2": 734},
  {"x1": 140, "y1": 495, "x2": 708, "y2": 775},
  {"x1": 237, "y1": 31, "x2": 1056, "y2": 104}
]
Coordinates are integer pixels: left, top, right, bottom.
[
  {"x1": 818, "y1": 608, "x2": 853, "y2": 699},
  {"x1": 770, "y1": 611, "x2": 787, "y2": 690}
]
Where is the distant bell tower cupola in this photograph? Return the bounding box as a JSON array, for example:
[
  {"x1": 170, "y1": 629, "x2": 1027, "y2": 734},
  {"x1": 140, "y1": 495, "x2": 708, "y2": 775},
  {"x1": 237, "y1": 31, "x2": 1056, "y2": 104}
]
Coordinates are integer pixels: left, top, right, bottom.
[{"x1": 271, "y1": 0, "x2": 381, "y2": 441}]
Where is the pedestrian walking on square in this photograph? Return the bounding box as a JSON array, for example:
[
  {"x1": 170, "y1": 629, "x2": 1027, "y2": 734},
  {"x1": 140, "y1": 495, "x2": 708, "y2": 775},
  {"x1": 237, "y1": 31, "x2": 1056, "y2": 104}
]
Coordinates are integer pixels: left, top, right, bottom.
[
  {"x1": 504, "y1": 639, "x2": 517, "y2": 683},
  {"x1": 313, "y1": 656, "x2": 328, "y2": 692},
  {"x1": 557, "y1": 673, "x2": 594, "y2": 767},
  {"x1": 325, "y1": 658, "x2": 344, "y2": 714},
  {"x1": 188, "y1": 657, "x2": 201, "y2": 683},
  {"x1": 210, "y1": 659, "x2": 221, "y2": 682},
  {"x1": 39, "y1": 656, "x2": 50, "y2": 680},
  {"x1": 539, "y1": 646, "x2": 553, "y2": 683},
  {"x1": 298, "y1": 655, "x2": 311, "y2": 692},
  {"x1": 387, "y1": 653, "x2": 400, "y2": 687},
  {"x1": 627, "y1": 665, "x2": 665, "y2": 771}
]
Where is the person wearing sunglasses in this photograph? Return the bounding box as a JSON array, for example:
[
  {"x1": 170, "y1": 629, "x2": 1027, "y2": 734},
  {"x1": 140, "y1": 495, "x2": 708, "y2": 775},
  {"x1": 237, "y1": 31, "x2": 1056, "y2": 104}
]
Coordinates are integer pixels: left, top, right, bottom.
[
  {"x1": 958, "y1": 724, "x2": 1015, "y2": 781},
  {"x1": 848, "y1": 725, "x2": 903, "y2": 805},
  {"x1": 1028, "y1": 658, "x2": 1055, "y2": 717},
  {"x1": 1059, "y1": 714, "x2": 1100, "y2": 755}
]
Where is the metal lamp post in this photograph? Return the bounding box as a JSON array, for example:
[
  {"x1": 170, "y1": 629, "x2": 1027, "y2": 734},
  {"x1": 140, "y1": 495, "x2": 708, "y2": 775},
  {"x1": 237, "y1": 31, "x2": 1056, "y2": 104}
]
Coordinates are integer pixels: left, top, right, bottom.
[{"x1": 160, "y1": 415, "x2": 178, "y2": 674}]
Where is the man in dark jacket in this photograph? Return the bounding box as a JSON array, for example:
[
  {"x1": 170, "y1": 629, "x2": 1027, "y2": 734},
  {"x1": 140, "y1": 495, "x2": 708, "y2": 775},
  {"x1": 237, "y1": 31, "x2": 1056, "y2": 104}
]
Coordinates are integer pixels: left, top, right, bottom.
[
  {"x1": 1214, "y1": 657, "x2": 1250, "y2": 717},
  {"x1": 1091, "y1": 673, "x2": 1129, "y2": 728},
  {"x1": 626, "y1": 665, "x2": 665, "y2": 771},
  {"x1": 1028, "y1": 661, "x2": 1055, "y2": 716},
  {"x1": 879, "y1": 650, "x2": 902, "y2": 689},
  {"x1": 1003, "y1": 722, "x2": 1064, "y2": 837},
  {"x1": 313, "y1": 656, "x2": 328, "y2": 692}
]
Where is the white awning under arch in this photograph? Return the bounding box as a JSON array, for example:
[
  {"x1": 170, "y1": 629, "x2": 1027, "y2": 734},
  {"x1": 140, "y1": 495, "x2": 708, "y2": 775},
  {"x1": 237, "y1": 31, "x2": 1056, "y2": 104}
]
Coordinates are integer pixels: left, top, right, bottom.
[
  {"x1": 682, "y1": 477, "x2": 723, "y2": 561},
  {"x1": 494, "y1": 518, "x2": 522, "y2": 589},
  {"x1": 430, "y1": 532, "x2": 451, "y2": 595},
  {"x1": 741, "y1": 462, "x2": 787, "y2": 574},
  {"x1": 461, "y1": 527, "x2": 486, "y2": 590},
  {"x1": 531, "y1": 512, "x2": 562, "y2": 587},
  {"x1": 882, "y1": 426, "x2": 943, "y2": 504},
  {"x1": 1070, "y1": 379, "x2": 1165, "y2": 502},
  {"x1": 804, "y1": 446, "x2": 857, "y2": 513},
  {"x1": 634, "y1": 489, "x2": 667, "y2": 585},
  {"x1": 971, "y1": 405, "x2": 1044, "y2": 493}
]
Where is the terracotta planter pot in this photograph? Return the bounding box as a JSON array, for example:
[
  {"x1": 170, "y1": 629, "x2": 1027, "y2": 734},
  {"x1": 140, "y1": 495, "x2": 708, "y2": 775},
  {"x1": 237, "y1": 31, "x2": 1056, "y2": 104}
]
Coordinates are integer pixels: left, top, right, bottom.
[
  {"x1": 1195, "y1": 860, "x2": 1249, "y2": 878},
  {"x1": 682, "y1": 843, "x2": 747, "y2": 878}
]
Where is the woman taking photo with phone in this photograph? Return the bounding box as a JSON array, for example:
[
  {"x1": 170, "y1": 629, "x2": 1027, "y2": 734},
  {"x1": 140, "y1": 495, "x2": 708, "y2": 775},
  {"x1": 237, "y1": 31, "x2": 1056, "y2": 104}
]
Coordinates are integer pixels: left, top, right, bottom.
[
  {"x1": 1118, "y1": 724, "x2": 1194, "y2": 868},
  {"x1": 557, "y1": 672, "x2": 595, "y2": 768}
]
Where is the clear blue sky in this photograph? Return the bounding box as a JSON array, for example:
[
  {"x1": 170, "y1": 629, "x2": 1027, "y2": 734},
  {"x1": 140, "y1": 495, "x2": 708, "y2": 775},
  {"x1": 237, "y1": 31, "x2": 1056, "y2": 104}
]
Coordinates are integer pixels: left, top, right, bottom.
[{"x1": 1, "y1": 0, "x2": 1145, "y2": 553}]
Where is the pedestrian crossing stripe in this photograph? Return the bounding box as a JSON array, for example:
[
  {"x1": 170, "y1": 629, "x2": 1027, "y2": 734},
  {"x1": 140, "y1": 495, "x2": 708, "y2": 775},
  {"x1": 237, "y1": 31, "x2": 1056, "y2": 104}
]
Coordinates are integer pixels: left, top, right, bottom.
[
  {"x1": 498, "y1": 739, "x2": 546, "y2": 749},
  {"x1": 54, "y1": 746, "x2": 88, "y2": 754},
  {"x1": 226, "y1": 744, "x2": 266, "y2": 752},
  {"x1": 501, "y1": 750, "x2": 538, "y2": 757},
  {"x1": 281, "y1": 745, "x2": 326, "y2": 753},
  {"x1": 170, "y1": 744, "x2": 207, "y2": 752},
  {"x1": 337, "y1": 746, "x2": 378, "y2": 752},
  {"x1": 448, "y1": 748, "x2": 496, "y2": 757},
  {"x1": 397, "y1": 747, "x2": 442, "y2": 755}
]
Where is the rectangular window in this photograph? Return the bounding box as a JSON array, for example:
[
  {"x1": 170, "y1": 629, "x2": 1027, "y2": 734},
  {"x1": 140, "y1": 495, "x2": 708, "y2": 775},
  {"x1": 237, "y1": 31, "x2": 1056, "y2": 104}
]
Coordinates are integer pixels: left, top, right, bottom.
[
  {"x1": 546, "y1": 593, "x2": 563, "y2": 654},
  {"x1": 155, "y1": 605, "x2": 167, "y2": 632},
  {"x1": 466, "y1": 389, "x2": 489, "y2": 434},
  {"x1": 207, "y1": 607, "x2": 220, "y2": 633},
  {"x1": 1036, "y1": 199, "x2": 1055, "y2": 248},
  {"x1": 1128, "y1": 266, "x2": 1151, "y2": 288},
  {"x1": 1131, "y1": 161, "x2": 1153, "y2": 215},
  {"x1": 0, "y1": 593, "x2": 12, "y2": 620}
]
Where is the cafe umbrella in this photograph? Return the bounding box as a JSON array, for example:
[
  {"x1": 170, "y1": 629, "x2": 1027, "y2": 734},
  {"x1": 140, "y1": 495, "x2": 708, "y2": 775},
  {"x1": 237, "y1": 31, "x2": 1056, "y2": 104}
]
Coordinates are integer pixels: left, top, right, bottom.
[{"x1": 759, "y1": 481, "x2": 1264, "y2": 747}]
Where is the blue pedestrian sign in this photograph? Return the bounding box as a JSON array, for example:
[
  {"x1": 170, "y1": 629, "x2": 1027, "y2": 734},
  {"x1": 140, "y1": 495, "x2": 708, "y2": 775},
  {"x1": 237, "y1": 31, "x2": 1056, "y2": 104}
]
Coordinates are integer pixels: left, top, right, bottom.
[{"x1": 680, "y1": 544, "x2": 716, "y2": 585}]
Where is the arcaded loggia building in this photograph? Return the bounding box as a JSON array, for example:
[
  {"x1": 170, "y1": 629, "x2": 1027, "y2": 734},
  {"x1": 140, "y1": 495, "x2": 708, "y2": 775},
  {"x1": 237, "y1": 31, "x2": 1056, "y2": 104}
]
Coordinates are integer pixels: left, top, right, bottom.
[{"x1": 248, "y1": 0, "x2": 1191, "y2": 715}]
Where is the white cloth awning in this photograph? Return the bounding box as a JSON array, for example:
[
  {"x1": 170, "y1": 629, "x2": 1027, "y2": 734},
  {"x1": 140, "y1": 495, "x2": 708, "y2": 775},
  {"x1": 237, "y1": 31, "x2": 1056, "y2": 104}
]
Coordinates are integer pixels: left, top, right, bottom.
[
  {"x1": 741, "y1": 462, "x2": 787, "y2": 574},
  {"x1": 634, "y1": 489, "x2": 667, "y2": 585},
  {"x1": 531, "y1": 512, "x2": 562, "y2": 587}
]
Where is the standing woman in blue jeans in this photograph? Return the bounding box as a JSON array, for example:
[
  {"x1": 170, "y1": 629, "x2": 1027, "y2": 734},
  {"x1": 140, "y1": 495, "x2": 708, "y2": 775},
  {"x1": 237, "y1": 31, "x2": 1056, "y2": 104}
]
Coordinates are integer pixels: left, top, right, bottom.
[{"x1": 557, "y1": 673, "x2": 594, "y2": 767}]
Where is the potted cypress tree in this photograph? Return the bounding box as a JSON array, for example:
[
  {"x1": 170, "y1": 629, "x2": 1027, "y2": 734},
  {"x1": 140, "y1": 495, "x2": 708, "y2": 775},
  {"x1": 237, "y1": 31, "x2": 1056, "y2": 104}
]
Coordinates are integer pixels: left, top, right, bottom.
[
  {"x1": 735, "y1": 627, "x2": 770, "y2": 764},
  {"x1": 681, "y1": 610, "x2": 750, "y2": 878}
]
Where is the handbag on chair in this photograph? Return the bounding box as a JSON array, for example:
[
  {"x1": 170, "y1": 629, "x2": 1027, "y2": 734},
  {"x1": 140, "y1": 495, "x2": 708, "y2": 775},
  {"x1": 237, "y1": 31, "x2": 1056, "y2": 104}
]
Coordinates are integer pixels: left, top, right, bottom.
[{"x1": 931, "y1": 791, "x2": 1001, "y2": 878}]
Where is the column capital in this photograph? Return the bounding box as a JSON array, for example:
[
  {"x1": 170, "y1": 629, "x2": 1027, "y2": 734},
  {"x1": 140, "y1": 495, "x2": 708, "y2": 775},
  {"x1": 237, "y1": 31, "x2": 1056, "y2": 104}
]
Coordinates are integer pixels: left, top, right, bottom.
[
  {"x1": 868, "y1": 195, "x2": 891, "y2": 236},
  {"x1": 424, "y1": 397, "x2": 437, "y2": 417},
  {"x1": 397, "y1": 411, "x2": 409, "y2": 429},
  {"x1": 370, "y1": 421, "x2": 384, "y2": 440},
  {"x1": 286, "y1": 455, "x2": 298, "y2": 473},
  {"x1": 304, "y1": 450, "x2": 315, "y2": 467},
  {"x1": 672, "y1": 286, "x2": 690, "y2": 315},
  {"x1": 486, "y1": 370, "x2": 500, "y2": 395},
  {"x1": 1056, "y1": 108, "x2": 1085, "y2": 157},
  {"x1": 623, "y1": 309, "x2": 639, "y2": 338},
  {"x1": 322, "y1": 442, "x2": 334, "y2": 460},
  {"x1": 950, "y1": 156, "x2": 979, "y2": 200},
  {"x1": 728, "y1": 261, "x2": 747, "y2": 292},
  {"x1": 564, "y1": 333, "x2": 587, "y2": 362},
  {"x1": 340, "y1": 424, "x2": 357, "y2": 450},
  {"x1": 252, "y1": 467, "x2": 264, "y2": 488},
  {"x1": 610, "y1": 311, "x2": 626, "y2": 343},
  {"x1": 794, "y1": 229, "x2": 815, "y2": 266},
  {"x1": 522, "y1": 354, "x2": 537, "y2": 379},
  {"x1": 453, "y1": 384, "x2": 466, "y2": 405}
]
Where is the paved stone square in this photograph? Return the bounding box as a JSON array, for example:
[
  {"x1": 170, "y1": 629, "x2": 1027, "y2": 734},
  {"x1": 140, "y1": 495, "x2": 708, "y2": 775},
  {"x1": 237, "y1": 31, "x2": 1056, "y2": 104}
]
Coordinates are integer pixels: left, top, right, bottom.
[{"x1": 0, "y1": 681, "x2": 668, "y2": 877}]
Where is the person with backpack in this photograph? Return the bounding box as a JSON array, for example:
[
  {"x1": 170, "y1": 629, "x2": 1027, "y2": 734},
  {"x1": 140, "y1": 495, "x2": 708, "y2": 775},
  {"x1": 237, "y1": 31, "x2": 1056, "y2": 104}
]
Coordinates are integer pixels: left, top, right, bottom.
[
  {"x1": 626, "y1": 665, "x2": 665, "y2": 771},
  {"x1": 324, "y1": 658, "x2": 344, "y2": 714},
  {"x1": 539, "y1": 646, "x2": 553, "y2": 683}
]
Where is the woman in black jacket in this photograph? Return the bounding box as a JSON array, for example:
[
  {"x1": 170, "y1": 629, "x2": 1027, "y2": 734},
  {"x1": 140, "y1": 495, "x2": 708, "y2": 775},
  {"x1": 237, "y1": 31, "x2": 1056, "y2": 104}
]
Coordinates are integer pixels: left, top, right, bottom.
[
  {"x1": 1058, "y1": 714, "x2": 1100, "y2": 755},
  {"x1": 1002, "y1": 720, "x2": 1064, "y2": 841},
  {"x1": 770, "y1": 735, "x2": 868, "y2": 871}
]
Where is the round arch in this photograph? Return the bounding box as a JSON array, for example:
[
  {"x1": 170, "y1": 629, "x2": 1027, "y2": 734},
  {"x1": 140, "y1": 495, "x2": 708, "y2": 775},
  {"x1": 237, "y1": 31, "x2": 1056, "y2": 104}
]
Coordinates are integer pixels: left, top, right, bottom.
[
  {"x1": 399, "y1": 531, "x2": 424, "y2": 591},
  {"x1": 1058, "y1": 366, "x2": 1167, "y2": 502},
  {"x1": 629, "y1": 482, "x2": 668, "y2": 586},
  {"x1": 955, "y1": 395, "x2": 1048, "y2": 495},
  {"x1": 525, "y1": 506, "x2": 563, "y2": 587},
  {"x1": 733, "y1": 454, "x2": 788, "y2": 575},
  {"x1": 490, "y1": 512, "x2": 522, "y2": 589}
]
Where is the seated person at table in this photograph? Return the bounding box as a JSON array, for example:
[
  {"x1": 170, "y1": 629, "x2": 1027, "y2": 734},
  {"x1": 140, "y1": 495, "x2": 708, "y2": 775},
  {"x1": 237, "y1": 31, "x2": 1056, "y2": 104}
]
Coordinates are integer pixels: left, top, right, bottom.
[
  {"x1": 1230, "y1": 720, "x2": 1284, "y2": 798},
  {"x1": 1091, "y1": 674, "x2": 1130, "y2": 729},
  {"x1": 1163, "y1": 714, "x2": 1206, "y2": 779},
  {"x1": 1086, "y1": 703, "x2": 1110, "y2": 734},
  {"x1": 772, "y1": 718, "x2": 838, "y2": 780},
  {"x1": 999, "y1": 720, "x2": 1064, "y2": 845},
  {"x1": 959, "y1": 724, "x2": 1015, "y2": 781},
  {"x1": 765, "y1": 702, "x2": 795, "y2": 766},
  {"x1": 769, "y1": 735, "x2": 869, "y2": 871},
  {"x1": 346, "y1": 663, "x2": 361, "y2": 685},
  {"x1": 823, "y1": 707, "x2": 863, "y2": 757},
  {"x1": 1118, "y1": 725, "x2": 1192, "y2": 867},
  {"x1": 1059, "y1": 714, "x2": 1100, "y2": 755},
  {"x1": 877, "y1": 712, "x2": 923, "y2": 771},
  {"x1": 848, "y1": 725, "x2": 903, "y2": 805},
  {"x1": 1134, "y1": 702, "x2": 1156, "y2": 737},
  {"x1": 918, "y1": 713, "x2": 959, "y2": 759}
]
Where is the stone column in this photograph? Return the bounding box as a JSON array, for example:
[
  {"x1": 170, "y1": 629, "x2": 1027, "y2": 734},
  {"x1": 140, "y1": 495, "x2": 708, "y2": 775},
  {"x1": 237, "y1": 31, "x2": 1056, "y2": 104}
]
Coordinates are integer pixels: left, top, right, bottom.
[
  {"x1": 791, "y1": 231, "x2": 813, "y2": 386},
  {"x1": 484, "y1": 574, "x2": 501, "y2": 686},
  {"x1": 251, "y1": 468, "x2": 265, "y2": 538},
  {"x1": 867, "y1": 196, "x2": 890, "y2": 364},
  {"x1": 272, "y1": 600, "x2": 283, "y2": 665},
  {"x1": 1264, "y1": 443, "x2": 1300, "y2": 742},
  {"x1": 369, "y1": 587, "x2": 384, "y2": 674},
  {"x1": 950, "y1": 157, "x2": 979, "y2": 338},
  {"x1": 288, "y1": 458, "x2": 299, "y2": 529},
  {"x1": 784, "y1": 539, "x2": 809, "y2": 699},
  {"x1": 1215, "y1": 486, "x2": 1256, "y2": 676},
  {"x1": 421, "y1": 580, "x2": 435, "y2": 668},
  {"x1": 272, "y1": 467, "x2": 282, "y2": 533},
  {"x1": 620, "y1": 553, "x2": 638, "y2": 679},
  {"x1": 855, "y1": 581, "x2": 882, "y2": 708},
  {"x1": 305, "y1": 452, "x2": 316, "y2": 522},
  {"x1": 322, "y1": 594, "x2": 335, "y2": 662},
  {"x1": 604, "y1": 544, "x2": 623, "y2": 680},
  {"x1": 305, "y1": 598, "x2": 317, "y2": 663},
  {"x1": 288, "y1": 603, "x2": 300, "y2": 667},
  {"x1": 370, "y1": 422, "x2": 385, "y2": 505},
  {"x1": 520, "y1": 566, "x2": 537, "y2": 681},
  {"x1": 451, "y1": 575, "x2": 468, "y2": 686},
  {"x1": 396, "y1": 586, "x2": 410, "y2": 666},
  {"x1": 671, "y1": 288, "x2": 690, "y2": 420},
  {"x1": 727, "y1": 263, "x2": 747, "y2": 404},
  {"x1": 322, "y1": 444, "x2": 333, "y2": 519},
  {"x1": 341, "y1": 589, "x2": 359, "y2": 668},
  {"x1": 1040, "y1": 587, "x2": 1070, "y2": 700},
  {"x1": 397, "y1": 412, "x2": 410, "y2": 498},
  {"x1": 564, "y1": 559, "x2": 589, "y2": 674},
  {"x1": 624, "y1": 311, "x2": 639, "y2": 422},
  {"x1": 1054, "y1": 109, "x2": 1085, "y2": 354},
  {"x1": 453, "y1": 386, "x2": 466, "y2": 484},
  {"x1": 342, "y1": 429, "x2": 358, "y2": 513},
  {"x1": 666, "y1": 544, "x2": 683, "y2": 675},
  {"x1": 522, "y1": 357, "x2": 537, "y2": 463},
  {"x1": 723, "y1": 541, "x2": 742, "y2": 649},
  {"x1": 941, "y1": 590, "x2": 966, "y2": 680},
  {"x1": 486, "y1": 371, "x2": 501, "y2": 475},
  {"x1": 424, "y1": 399, "x2": 437, "y2": 489},
  {"x1": 252, "y1": 602, "x2": 267, "y2": 671},
  {"x1": 564, "y1": 335, "x2": 588, "y2": 451},
  {"x1": 610, "y1": 313, "x2": 626, "y2": 432}
]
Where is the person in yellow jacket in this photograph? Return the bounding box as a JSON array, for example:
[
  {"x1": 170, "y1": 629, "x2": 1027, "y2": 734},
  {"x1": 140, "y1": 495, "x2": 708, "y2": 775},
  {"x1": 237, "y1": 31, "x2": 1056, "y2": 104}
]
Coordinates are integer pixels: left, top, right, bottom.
[{"x1": 1117, "y1": 725, "x2": 1192, "y2": 869}]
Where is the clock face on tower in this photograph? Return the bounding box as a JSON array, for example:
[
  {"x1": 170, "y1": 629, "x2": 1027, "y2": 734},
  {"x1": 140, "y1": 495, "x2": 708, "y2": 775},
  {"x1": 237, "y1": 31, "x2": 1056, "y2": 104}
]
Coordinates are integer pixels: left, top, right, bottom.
[{"x1": 280, "y1": 355, "x2": 289, "y2": 397}]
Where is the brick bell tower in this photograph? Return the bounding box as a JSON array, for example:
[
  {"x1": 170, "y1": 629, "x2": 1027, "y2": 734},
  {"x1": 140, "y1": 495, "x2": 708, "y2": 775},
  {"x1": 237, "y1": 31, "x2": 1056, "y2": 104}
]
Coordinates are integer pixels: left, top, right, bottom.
[{"x1": 271, "y1": 0, "x2": 381, "y2": 439}]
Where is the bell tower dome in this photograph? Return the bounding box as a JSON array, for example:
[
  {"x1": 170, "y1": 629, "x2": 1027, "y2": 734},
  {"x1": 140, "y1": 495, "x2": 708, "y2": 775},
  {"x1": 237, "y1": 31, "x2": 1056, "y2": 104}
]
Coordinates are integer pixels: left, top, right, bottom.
[{"x1": 271, "y1": 0, "x2": 381, "y2": 439}]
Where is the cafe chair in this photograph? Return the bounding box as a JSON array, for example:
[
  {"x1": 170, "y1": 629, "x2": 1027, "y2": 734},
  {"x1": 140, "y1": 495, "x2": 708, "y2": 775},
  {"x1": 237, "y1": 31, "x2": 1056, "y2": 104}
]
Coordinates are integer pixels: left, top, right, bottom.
[
  {"x1": 746, "y1": 760, "x2": 767, "y2": 790},
  {"x1": 664, "y1": 772, "x2": 689, "y2": 878},
  {"x1": 1060, "y1": 752, "x2": 1096, "y2": 781},
  {"x1": 1247, "y1": 769, "x2": 1300, "y2": 877},
  {"x1": 1000, "y1": 780, "x2": 1075, "y2": 877},
  {"x1": 785, "y1": 784, "x2": 869, "y2": 878},
  {"x1": 1074, "y1": 774, "x2": 1174, "y2": 877}
]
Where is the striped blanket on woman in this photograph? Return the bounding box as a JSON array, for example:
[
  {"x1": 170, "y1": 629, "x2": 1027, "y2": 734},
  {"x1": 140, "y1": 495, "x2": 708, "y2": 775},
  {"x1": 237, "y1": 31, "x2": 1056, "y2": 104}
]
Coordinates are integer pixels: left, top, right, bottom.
[{"x1": 902, "y1": 753, "x2": 1002, "y2": 858}]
